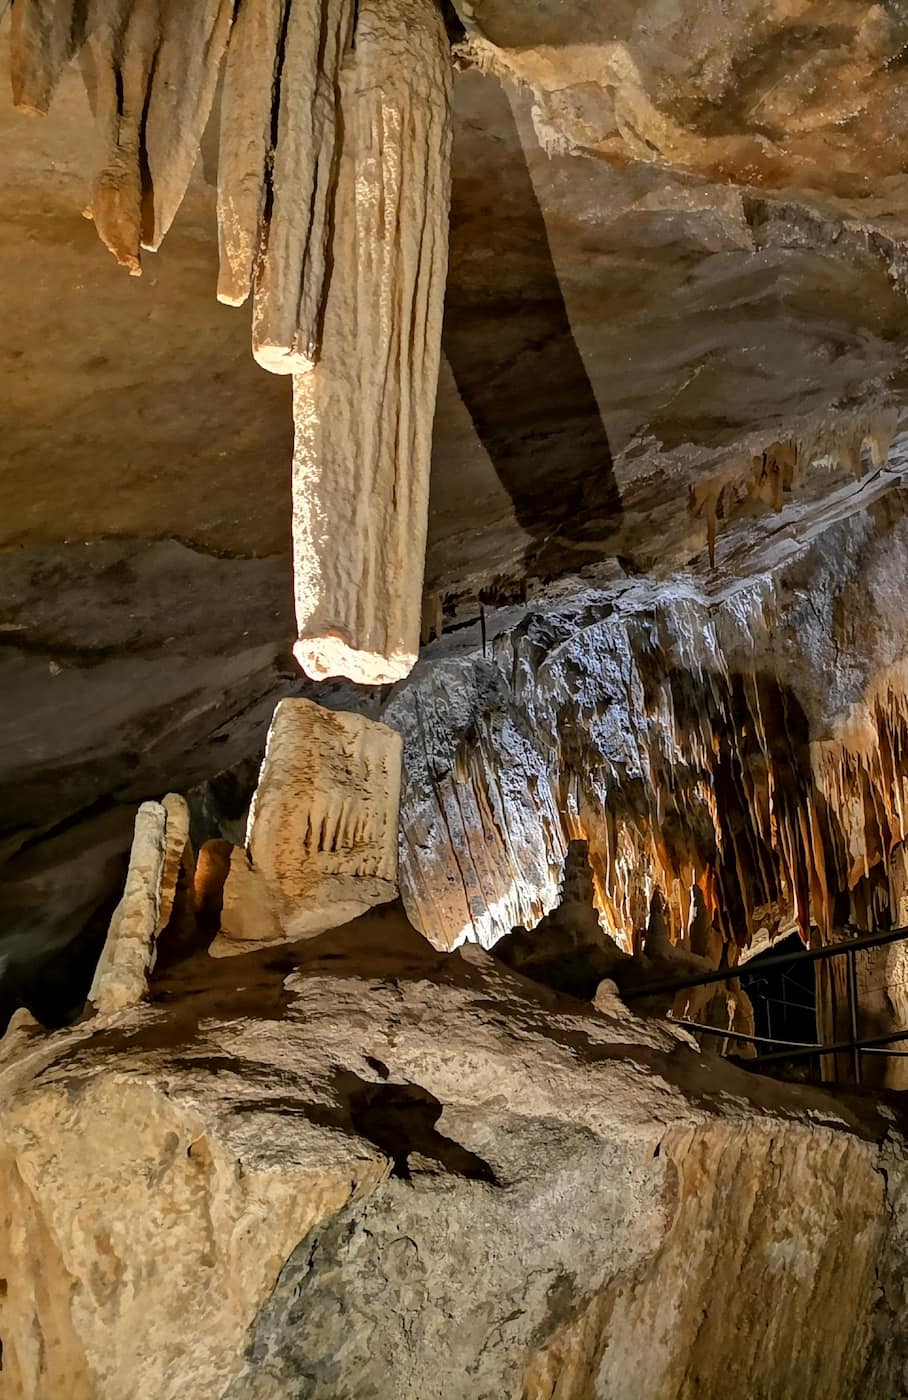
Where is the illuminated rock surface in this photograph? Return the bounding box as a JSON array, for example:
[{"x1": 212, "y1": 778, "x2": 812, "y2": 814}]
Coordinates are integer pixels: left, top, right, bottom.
[
  {"x1": 4, "y1": 10, "x2": 908, "y2": 994},
  {"x1": 289, "y1": 0, "x2": 452, "y2": 684},
  {"x1": 6, "y1": 6, "x2": 908, "y2": 1394},
  {"x1": 2, "y1": 916, "x2": 908, "y2": 1399},
  {"x1": 88, "y1": 792, "x2": 191, "y2": 1012},
  {"x1": 215, "y1": 698, "x2": 402, "y2": 954},
  {"x1": 389, "y1": 481, "x2": 908, "y2": 954}
]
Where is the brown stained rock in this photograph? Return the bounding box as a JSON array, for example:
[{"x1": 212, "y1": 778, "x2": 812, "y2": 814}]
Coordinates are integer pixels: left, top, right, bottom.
[
  {"x1": 213, "y1": 698, "x2": 402, "y2": 954},
  {"x1": 454, "y1": 0, "x2": 908, "y2": 233},
  {"x1": 9, "y1": 0, "x2": 85, "y2": 114},
  {"x1": 193, "y1": 837, "x2": 234, "y2": 937},
  {"x1": 290, "y1": 0, "x2": 453, "y2": 685}
]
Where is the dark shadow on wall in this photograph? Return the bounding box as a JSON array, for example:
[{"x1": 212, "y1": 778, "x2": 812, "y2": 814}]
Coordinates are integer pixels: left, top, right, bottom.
[{"x1": 443, "y1": 73, "x2": 622, "y2": 580}]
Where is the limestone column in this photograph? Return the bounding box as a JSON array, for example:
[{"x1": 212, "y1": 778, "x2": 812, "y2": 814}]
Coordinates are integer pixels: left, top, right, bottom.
[{"x1": 290, "y1": 0, "x2": 453, "y2": 685}]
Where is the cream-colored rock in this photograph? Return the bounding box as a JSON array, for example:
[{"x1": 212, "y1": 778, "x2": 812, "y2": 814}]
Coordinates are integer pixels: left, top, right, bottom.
[
  {"x1": 0, "y1": 1005, "x2": 41, "y2": 1057},
  {"x1": 216, "y1": 0, "x2": 288, "y2": 310},
  {"x1": 248, "y1": 0, "x2": 355, "y2": 372},
  {"x1": 0, "y1": 1039, "x2": 387, "y2": 1400},
  {"x1": 291, "y1": 0, "x2": 453, "y2": 685},
  {"x1": 214, "y1": 698, "x2": 402, "y2": 953},
  {"x1": 89, "y1": 792, "x2": 190, "y2": 1013},
  {"x1": 1, "y1": 924, "x2": 906, "y2": 1398},
  {"x1": 78, "y1": 0, "x2": 233, "y2": 275},
  {"x1": 212, "y1": 846, "x2": 283, "y2": 955}
]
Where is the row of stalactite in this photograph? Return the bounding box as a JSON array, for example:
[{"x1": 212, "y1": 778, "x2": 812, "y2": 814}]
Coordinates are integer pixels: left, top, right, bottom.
[
  {"x1": 688, "y1": 409, "x2": 899, "y2": 565},
  {"x1": 6, "y1": 0, "x2": 453, "y2": 686},
  {"x1": 395, "y1": 573, "x2": 908, "y2": 965}
]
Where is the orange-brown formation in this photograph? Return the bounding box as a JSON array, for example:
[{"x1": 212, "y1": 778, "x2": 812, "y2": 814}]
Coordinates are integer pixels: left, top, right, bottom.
[
  {"x1": 689, "y1": 409, "x2": 898, "y2": 567},
  {"x1": 392, "y1": 509, "x2": 908, "y2": 960}
]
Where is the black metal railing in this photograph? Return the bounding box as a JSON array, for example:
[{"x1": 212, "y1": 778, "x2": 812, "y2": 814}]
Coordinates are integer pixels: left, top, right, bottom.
[{"x1": 622, "y1": 923, "x2": 908, "y2": 1085}]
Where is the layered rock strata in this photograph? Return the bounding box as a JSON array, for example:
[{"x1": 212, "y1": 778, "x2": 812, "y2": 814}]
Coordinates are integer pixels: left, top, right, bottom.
[
  {"x1": 215, "y1": 697, "x2": 402, "y2": 954},
  {"x1": 1, "y1": 922, "x2": 907, "y2": 1398},
  {"x1": 452, "y1": 0, "x2": 908, "y2": 234}
]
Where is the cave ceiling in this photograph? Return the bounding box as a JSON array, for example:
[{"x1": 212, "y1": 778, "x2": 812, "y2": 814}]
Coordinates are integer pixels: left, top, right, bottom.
[{"x1": 2, "y1": 3, "x2": 908, "y2": 1009}]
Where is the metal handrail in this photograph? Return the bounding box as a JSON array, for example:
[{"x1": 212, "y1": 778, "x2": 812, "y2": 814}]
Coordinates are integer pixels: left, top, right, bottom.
[
  {"x1": 622, "y1": 922, "x2": 908, "y2": 1002},
  {"x1": 627, "y1": 922, "x2": 908, "y2": 1086}
]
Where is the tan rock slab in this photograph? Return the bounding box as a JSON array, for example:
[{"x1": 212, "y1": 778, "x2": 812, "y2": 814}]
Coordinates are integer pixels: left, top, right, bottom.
[{"x1": 214, "y1": 698, "x2": 402, "y2": 953}]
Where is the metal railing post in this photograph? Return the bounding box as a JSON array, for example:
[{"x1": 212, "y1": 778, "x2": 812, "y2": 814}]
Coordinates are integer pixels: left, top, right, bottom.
[{"x1": 846, "y1": 946, "x2": 862, "y2": 1086}]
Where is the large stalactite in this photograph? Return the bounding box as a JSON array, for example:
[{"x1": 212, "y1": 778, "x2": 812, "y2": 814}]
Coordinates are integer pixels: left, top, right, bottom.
[
  {"x1": 290, "y1": 0, "x2": 453, "y2": 684},
  {"x1": 5, "y1": 0, "x2": 454, "y2": 687}
]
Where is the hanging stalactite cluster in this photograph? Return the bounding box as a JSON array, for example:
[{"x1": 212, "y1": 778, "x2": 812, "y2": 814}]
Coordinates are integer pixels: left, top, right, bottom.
[
  {"x1": 6, "y1": 0, "x2": 454, "y2": 687},
  {"x1": 688, "y1": 409, "x2": 899, "y2": 566},
  {"x1": 390, "y1": 474, "x2": 908, "y2": 961}
]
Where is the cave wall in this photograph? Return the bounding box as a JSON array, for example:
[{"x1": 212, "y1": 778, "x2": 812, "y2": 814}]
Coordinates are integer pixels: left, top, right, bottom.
[{"x1": 389, "y1": 480, "x2": 908, "y2": 952}]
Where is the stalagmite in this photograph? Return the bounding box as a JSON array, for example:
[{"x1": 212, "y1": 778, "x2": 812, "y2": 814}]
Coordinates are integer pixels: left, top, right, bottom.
[
  {"x1": 290, "y1": 0, "x2": 453, "y2": 684},
  {"x1": 214, "y1": 697, "x2": 402, "y2": 954},
  {"x1": 88, "y1": 792, "x2": 191, "y2": 1013}
]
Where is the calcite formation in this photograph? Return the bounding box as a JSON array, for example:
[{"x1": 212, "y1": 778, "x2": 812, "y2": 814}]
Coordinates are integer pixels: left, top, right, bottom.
[
  {"x1": 6, "y1": 0, "x2": 454, "y2": 687},
  {"x1": 688, "y1": 410, "x2": 899, "y2": 567},
  {"x1": 11, "y1": 0, "x2": 233, "y2": 274},
  {"x1": 88, "y1": 792, "x2": 190, "y2": 1013},
  {"x1": 387, "y1": 483, "x2": 908, "y2": 955},
  {"x1": 2, "y1": 924, "x2": 907, "y2": 1398},
  {"x1": 218, "y1": 0, "x2": 356, "y2": 373},
  {"x1": 493, "y1": 843, "x2": 756, "y2": 1052},
  {"x1": 290, "y1": 0, "x2": 453, "y2": 684},
  {"x1": 215, "y1": 697, "x2": 402, "y2": 954}
]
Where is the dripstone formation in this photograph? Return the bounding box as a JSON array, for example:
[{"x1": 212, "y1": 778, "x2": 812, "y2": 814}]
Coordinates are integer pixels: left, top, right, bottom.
[{"x1": 5, "y1": 2, "x2": 908, "y2": 1396}]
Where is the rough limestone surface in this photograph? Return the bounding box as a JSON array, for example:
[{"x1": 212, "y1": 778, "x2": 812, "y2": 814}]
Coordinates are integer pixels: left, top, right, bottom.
[
  {"x1": 87, "y1": 792, "x2": 190, "y2": 1013},
  {"x1": 215, "y1": 698, "x2": 402, "y2": 953},
  {"x1": 290, "y1": 0, "x2": 453, "y2": 685},
  {"x1": 1, "y1": 917, "x2": 908, "y2": 1399},
  {"x1": 386, "y1": 480, "x2": 908, "y2": 953},
  {"x1": 233, "y1": 0, "x2": 356, "y2": 373},
  {"x1": 452, "y1": 0, "x2": 908, "y2": 236}
]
